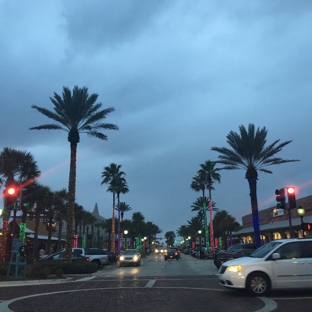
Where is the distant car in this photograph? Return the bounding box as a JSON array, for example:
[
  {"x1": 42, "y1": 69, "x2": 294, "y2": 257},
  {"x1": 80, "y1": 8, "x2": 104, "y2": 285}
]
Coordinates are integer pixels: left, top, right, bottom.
[
  {"x1": 170, "y1": 247, "x2": 181, "y2": 258},
  {"x1": 38, "y1": 251, "x2": 90, "y2": 263},
  {"x1": 214, "y1": 243, "x2": 256, "y2": 268},
  {"x1": 164, "y1": 248, "x2": 179, "y2": 260},
  {"x1": 119, "y1": 249, "x2": 141, "y2": 267}
]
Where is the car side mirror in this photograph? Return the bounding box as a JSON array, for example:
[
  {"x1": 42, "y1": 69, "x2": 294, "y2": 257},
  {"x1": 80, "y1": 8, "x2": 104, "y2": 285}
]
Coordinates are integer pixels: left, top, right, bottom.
[{"x1": 272, "y1": 252, "x2": 281, "y2": 260}]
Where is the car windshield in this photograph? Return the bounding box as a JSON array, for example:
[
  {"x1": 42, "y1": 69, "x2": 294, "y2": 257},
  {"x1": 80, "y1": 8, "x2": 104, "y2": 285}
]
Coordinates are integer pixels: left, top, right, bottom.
[
  {"x1": 249, "y1": 241, "x2": 283, "y2": 258},
  {"x1": 122, "y1": 250, "x2": 137, "y2": 255}
]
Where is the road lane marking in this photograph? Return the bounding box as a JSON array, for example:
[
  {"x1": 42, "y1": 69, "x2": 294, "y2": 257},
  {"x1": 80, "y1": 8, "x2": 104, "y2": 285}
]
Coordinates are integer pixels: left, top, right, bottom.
[
  {"x1": 256, "y1": 297, "x2": 278, "y2": 312},
  {"x1": 145, "y1": 279, "x2": 156, "y2": 287}
]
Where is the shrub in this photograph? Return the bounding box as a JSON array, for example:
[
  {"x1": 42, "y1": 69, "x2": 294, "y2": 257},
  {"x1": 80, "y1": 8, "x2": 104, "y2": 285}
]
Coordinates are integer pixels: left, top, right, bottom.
[
  {"x1": 29, "y1": 265, "x2": 50, "y2": 279},
  {"x1": 0, "y1": 263, "x2": 9, "y2": 276},
  {"x1": 55, "y1": 268, "x2": 63, "y2": 278},
  {"x1": 29, "y1": 261, "x2": 97, "y2": 276}
]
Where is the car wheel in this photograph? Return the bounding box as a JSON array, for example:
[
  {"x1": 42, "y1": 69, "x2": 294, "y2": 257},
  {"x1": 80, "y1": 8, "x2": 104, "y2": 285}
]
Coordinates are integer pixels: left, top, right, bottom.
[
  {"x1": 119, "y1": 263, "x2": 123, "y2": 267},
  {"x1": 92, "y1": 260, "x2": 101, "y2": 270},
  {"x1": 176, "y1": 257, "x2": 178, "y2": 260},
  {"x1": 246, "y1": 273, "x2": 270, "y2": 296},
  {"x1": 165, "y1": 258, "x2": 167, "y2": 261}
]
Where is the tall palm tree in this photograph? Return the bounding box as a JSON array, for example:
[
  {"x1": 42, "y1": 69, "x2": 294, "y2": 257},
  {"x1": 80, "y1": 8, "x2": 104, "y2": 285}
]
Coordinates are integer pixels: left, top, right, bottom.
[
  {"x1": 101, "y1": 163, "x2": 125, "y2": 253},
  {"x1": 0, "y1": 148, "x2": 40, "y2": 262},
  {"x1": 30, "y1": 86, "x2": 118, "y2": 261},
  {"x1": 211, "y1": 123, "x2": 299, "y2": 247},
  {"x1": 191, "y1": 160, "x2": 221, "y2": 250},
  {"x1": 197, "y1": 160, "x2": 221, "y2": 251}
]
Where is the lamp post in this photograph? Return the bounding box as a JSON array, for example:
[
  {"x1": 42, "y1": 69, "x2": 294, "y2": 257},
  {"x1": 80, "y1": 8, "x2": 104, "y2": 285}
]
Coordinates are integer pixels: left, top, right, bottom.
[
  {"x1": 124, "y1": 230, "x2": 128, "y2": 249},
  {"x1": 198, "y1": 230, "x2": 202, "y2": 259},
  {"x1": 297, "y1": 205, "x2": 305, "y2": 238}
]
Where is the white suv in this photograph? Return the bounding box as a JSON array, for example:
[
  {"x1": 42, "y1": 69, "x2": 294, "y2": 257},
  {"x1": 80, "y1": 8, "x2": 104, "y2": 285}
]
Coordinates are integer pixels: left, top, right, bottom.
[{"x1": 218, "y1": 238, "x2": 312, "y2": 295}]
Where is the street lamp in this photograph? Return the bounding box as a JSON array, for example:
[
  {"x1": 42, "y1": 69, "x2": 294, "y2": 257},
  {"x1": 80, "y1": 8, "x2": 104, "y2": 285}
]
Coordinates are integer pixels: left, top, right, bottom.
[
  {"x1": 124, "y1": 230, "x2": 128, "y2": 249},
  {"x1": 297, "y1": 205, "x2": 305, "y2": 238},
  {"x1": 198, "y1": 230, "x2": 202, "y2": 259}
]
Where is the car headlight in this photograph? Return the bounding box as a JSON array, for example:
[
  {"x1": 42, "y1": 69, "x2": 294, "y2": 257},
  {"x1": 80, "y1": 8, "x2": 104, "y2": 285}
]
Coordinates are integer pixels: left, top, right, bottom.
[
  {"x1": 133, "y1": 255, "x2": 139, "y2": 261},
  {"x1": 120, "y1": 256, "x2": 125, "y2": 261},
  {"x1": 226, "y1": 265, "x2": 242, "y2": 273}
]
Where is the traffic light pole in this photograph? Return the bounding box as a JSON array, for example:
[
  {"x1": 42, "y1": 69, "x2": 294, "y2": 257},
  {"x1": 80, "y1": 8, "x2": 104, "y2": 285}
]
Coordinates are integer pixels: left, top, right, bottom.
[{"x1": 287, "y1": 207, "x2": 293, "y2": 239}]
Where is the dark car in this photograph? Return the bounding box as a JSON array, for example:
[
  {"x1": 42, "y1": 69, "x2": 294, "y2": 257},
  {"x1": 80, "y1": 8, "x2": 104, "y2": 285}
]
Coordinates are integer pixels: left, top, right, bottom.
[
  {"x1": 164, "y1": 248, "x2": 179, "y2": 260},
  {"x1": 216, "y1": 248, "x2": 256, "y2": 268},
  {"x1": 38, "y1": 251, "x2": 90, "y2": 262},
  {"x1": 215, "y1": 243, "x2": 256, "y2": 268},
  {"x1": 169, "y1": 247, "x2": 181, "y2": 258}
]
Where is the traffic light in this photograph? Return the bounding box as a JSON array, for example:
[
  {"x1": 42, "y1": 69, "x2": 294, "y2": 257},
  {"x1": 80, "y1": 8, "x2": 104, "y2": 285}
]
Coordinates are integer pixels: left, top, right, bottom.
[
  {"x1": 275, "y1": 188, "x2": 286, "y2": 209},
  {"x1": 5, "y1": 185, "x2": 18, "y2": 209},
  {"x1": 302, "y1": 223, "x2": 312, "y2": 231},
  {"x1": 21, "y1": 188, "x2": 30, "y2": 210},
  {"x1": 287, "y1": 186, "x2": 296, "y2": 209}
]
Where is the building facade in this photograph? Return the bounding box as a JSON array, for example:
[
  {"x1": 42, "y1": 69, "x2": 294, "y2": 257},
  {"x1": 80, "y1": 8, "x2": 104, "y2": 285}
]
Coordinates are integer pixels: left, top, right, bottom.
[{"x1": 234, "y1": 195, "x2": 312, "y2": 243}]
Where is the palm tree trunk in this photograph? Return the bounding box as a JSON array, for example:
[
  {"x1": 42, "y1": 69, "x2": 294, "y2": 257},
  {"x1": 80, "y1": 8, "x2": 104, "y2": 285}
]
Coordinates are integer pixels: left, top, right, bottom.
[
  {"x1": 33, "y1": 209, "x2": 40, "y2": 258},
  {"x1": 57, "y1": 219, "x2": 63, "y2": 251},
  {"x1": 202, "y1": 190, "x2": 208, "y2": 251},
  {"x1": 209, "y1": 188, "x2": 214, "y2": 251},
  {"x1": 111, "y1": 191, "x2": 116, "y2": 252},
  {"x1": 248, "y1": 178, "x2": 262, "y2": 248},
  {"x1": 0, "y1": 206, "x2": 10, "y2": 262},
  {"x1": 65, "y1": 143, "x2": 77, "y2": 262}
]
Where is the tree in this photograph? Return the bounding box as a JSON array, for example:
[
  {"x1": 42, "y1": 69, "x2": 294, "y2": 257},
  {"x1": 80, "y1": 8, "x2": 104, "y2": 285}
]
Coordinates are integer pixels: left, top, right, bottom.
[
  {"x1": 213, "y1": 210, "x2": 240, "y2": 249},
  {"x1": 0, "y1": 148, "x2": 40, "y2": 262},
  {"x1": 110, "y1": 176, "x2": 129, "y2": 252},
  {"x1": 211, "y1": 123, "x2": 299, "y2": 248},
  {"x1": 191, "y1": 160, "x2": 221, "y2": 250},
  {"x1": 101, "y1": 163, "x2": 125, "y2": 253},
  {"x1": 165, "y1": 231, "x2": 176, "y2": 247},
  {"x1": 191, "y1": 197, "x2": 218, "y2": 212},
  {"x1": 31, "y1": 184, "x2": 53, "y2": 257},
  {"x1": 53, "y1": 188, "x2": 68, "y2": 251},
  {"x1": 30, "y1": 86, "x2": 118, "y2": 261}
]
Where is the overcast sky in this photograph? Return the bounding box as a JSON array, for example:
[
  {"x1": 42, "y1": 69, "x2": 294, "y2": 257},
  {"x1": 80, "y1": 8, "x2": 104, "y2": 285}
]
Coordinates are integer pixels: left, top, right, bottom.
[{"x1": 1, "y1": 0, "x2": 311, "y2": 239}]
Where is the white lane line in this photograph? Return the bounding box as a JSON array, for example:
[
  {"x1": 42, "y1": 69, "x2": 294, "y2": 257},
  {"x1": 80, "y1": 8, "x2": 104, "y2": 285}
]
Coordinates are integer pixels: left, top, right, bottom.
[
  {"x1": 255, "y1": 297, "x2": 278, "y2": 312},
  {"x1": 145, "y1": 279, "x2": 156, "y2": 288}
]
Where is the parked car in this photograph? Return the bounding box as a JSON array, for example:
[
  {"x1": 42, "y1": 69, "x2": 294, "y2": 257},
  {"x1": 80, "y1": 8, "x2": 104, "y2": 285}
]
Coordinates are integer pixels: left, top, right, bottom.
[
  {"x1": 218, "y1": 238, "x2": 312, "y2": 296},
  {"x1": 119, "y1": 249, "x2": 141, "y2": 267},
  {"x1": 164, "y1": 248, "x2": 179, "y2": 260},
  {"x1": 214, "y1": 243, "x2": 256, "y2": 268},
  {"x1": 37, "y1": 251, "x2": 90, "y2": 263},
  {"x1": 216, "y1": 248, "x2": 256, "y2": 268},
  {"x1": 72, "y1": 248, "x2": 109, "y2": 269}
]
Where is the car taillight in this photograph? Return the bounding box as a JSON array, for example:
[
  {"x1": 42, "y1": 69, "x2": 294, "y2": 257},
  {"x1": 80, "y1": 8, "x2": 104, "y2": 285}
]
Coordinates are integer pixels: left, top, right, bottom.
[
  {"x1": 228, "y1": 255, "x2": 234, "y2": 260},
  {"x1": 86, "y1": 257, "x2": 90, "y2": 262}
]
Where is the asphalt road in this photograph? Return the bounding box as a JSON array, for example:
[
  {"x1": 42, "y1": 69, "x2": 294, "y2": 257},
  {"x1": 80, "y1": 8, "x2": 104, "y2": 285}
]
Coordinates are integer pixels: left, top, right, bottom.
[{"x1": 0, "y1": 252, "x2": 311, "y2": 312}]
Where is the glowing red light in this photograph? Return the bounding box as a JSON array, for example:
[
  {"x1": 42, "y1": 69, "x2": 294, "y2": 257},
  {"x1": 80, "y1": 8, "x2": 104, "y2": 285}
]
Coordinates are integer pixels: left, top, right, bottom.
[
  {"x1": 7, "y1": 187, "x2": 16, "y2": 195},
  {"x1": 287, "y1": 187, "x2": 295, "y2": 194}
]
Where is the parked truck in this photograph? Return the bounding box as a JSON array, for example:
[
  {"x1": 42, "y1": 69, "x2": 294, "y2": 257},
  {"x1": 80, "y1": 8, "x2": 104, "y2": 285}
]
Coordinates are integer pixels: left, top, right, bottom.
[{"x1": 72, "y1": 248, "x2": 109, "y2": 269}]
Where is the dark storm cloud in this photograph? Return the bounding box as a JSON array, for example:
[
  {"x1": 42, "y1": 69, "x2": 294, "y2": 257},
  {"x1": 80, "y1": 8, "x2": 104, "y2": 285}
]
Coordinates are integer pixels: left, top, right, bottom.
[{"x1": 62, "y1": 0, "x2": 175, "y2": 52}]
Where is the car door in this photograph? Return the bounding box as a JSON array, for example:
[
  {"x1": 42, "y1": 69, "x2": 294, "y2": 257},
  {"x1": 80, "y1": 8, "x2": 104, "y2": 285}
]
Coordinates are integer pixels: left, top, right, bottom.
[
  {"x1": 271, "y1": 242, "x2": 308, "y2": 288},
  {"x1": 299, "y1": 241, "x2": 312, "y2": 288}
]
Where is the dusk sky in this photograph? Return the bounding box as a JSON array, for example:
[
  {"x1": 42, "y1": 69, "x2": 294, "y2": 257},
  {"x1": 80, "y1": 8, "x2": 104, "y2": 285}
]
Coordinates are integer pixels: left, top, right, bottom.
[{"x1": 1, "y1": 0, "x2": 311, "y2": 239}]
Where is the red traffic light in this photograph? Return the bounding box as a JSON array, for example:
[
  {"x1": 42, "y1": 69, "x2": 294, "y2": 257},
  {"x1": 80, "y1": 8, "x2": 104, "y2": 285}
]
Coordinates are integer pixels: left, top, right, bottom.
[
  {"x1": 287, "y1": 187, "x2": 295, "y2": 195},
  {"x1": 287, "y1": 186, "x2": 296, "y2": 209},
  {"x1": 6, "y1": 186, "x2": 17, "y2": 196}
]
